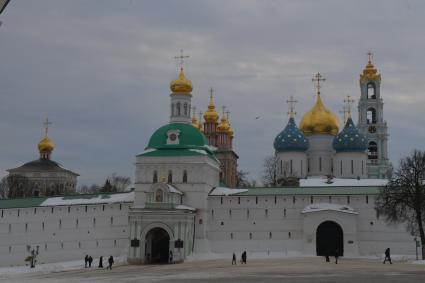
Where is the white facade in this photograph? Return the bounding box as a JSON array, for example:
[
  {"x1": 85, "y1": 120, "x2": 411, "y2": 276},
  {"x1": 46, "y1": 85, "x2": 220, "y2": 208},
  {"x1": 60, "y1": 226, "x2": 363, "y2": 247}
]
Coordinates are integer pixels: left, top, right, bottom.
[
  {"x1": 305, "y1": 135, "x2": 334, "y2": 177},
  {"x1": 276, "y1": 152, "x2": 307, "y2": 179},
  {"x1": 333, "y1": 152, "x2": 368, "y2": 179}
]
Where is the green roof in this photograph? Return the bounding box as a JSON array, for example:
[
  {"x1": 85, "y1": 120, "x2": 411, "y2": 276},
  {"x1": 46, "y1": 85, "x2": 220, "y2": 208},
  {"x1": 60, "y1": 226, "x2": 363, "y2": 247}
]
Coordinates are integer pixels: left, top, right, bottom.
[
  {"x1": 230, "y1": 186, "x2": 381, "y2": 196},
  {"x1": 138, "y1": 148, "x2": 215, "y2": 159},
  {"x1": 146, "y1": 123, "x2": 209, "y2": 150},
  {"x1": 0, "y1": 197, "x2": 47, "y2": 209}
]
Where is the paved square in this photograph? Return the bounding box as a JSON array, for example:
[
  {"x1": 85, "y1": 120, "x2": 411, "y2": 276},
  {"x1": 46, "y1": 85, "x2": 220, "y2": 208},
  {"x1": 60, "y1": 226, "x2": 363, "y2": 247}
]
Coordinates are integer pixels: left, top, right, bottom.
[{"x1": 1, "y1": 257, "x2": 424, "y2": 283}]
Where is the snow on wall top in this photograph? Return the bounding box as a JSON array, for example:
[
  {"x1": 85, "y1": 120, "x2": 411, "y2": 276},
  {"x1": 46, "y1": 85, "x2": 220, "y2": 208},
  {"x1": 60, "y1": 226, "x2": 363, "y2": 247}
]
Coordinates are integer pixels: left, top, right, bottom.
[
  {"x1": 40, "y1": 191, "x2": 135, "y2": 206},
  {"x1": 209, "y1": 187, "x2": 249, "y2": 196}
]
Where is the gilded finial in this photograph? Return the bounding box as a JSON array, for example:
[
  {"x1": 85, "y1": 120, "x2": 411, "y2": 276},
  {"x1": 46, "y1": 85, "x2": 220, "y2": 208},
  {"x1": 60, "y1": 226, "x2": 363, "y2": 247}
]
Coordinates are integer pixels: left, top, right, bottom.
[
  {"x1": 204, "y1": 87, "x2": 219, "y2": 123},
  {"x1": 170, "y1": 50, "x2": 192, "y2": 93},
  {"x1": 367, "y1": 51, "x2": 373, "y2": 64},
  {"x1": 191, "y1": 106, "x2": 198, "y2": 126},
  {"x1": 38, "y1": 118, "x2": 55, "y2": 158},
  {"x1": 174, "y1": 49, "x2": 189, "y2": 70},
  {"x1": 286, "y1": 96, "x2": 297, "y2": 118},
  {"x1": 43, "y1": 118, "x2": 51, "y2": 137},
  {"x1": 344, "y1": 95, "x2": 355, "y2": 119},
  {"x1": 360, "y1": 51, "x2": 381, "y2": 84},
  {"x1": 312, "y1": 72, "x2": 326, "y2": 95}
]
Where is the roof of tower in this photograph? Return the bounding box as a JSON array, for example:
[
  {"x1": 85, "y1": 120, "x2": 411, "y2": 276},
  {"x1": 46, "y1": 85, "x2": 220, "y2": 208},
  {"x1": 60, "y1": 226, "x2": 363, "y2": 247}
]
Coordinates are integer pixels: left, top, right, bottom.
[
  {"x1": 7, "y1": 158, "x2": 79, "y2": 176},
  {"x1": 360, "y1": 57, "x2": 381, "y2": 84},
  {"x1": 299, "y1": 94, "x2": 339, "y2": 136},
  {"x1": 170, "y1": 68, "x2": 193, "y2": 94},
  {"x1": 332, "y1": 117, "x2": 367, "y2": 153},
  {"x1": 203, "y1": 93, "x2": 219, "y2": 123},
  {"x1": 274, "y1": 117, "x2": 309, "y2": 152},
  {"x1": 139, "y1": 123, "x2": 217, "y2": 159}
]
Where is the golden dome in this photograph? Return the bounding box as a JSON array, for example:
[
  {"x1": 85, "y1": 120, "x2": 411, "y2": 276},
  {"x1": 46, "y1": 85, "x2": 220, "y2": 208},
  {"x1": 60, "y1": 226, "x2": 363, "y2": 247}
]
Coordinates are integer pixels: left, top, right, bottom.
[
  {"x1": 360, "y1": 57, "x2": 381, "y2": 84},
  {"x1": 299, "y1": 94, "x2": 339, "y2": 136},
  {"x1": 203, "y1": 93, "x2": 219, "y2": 123},
  {"x1": 38, "y1": 136, "x2": 55, "y2": 153},
  {"x1": 217, "y1": 111, "x2": 231, "y2": 133},
  {"x1": 170, "y1": 68, "x2": 193, "y2": 93}
]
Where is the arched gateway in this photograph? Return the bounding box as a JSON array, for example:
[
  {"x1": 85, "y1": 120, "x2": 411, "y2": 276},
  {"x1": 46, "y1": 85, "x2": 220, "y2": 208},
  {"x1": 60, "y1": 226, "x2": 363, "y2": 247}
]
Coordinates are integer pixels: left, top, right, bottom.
[
  {"x1": 145, "y1": 227, "x2": 170, "y2": 263},
  {"x1": 316, "y1": 221, "x2": 343, "y2": 257}
]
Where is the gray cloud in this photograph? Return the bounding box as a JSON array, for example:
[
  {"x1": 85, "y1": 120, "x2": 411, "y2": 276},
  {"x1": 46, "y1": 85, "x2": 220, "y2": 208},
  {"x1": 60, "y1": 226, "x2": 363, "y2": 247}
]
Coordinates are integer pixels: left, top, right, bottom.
[{"x1": 1, "y1": 0, "x2": 424, "y2": 185}]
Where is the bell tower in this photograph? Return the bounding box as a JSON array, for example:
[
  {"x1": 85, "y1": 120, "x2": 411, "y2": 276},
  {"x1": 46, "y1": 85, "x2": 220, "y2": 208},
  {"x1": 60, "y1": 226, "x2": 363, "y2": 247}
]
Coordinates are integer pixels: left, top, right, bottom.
[{"x1": 357, "y1": 52, "x2": 392, "y2": 178}]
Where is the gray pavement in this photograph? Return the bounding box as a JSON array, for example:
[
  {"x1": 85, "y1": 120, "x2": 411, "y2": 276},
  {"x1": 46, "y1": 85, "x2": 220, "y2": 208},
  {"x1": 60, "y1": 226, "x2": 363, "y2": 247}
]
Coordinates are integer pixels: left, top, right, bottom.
[{"x1": 2, "y1": 257, "x2": 424, "y2": 283}]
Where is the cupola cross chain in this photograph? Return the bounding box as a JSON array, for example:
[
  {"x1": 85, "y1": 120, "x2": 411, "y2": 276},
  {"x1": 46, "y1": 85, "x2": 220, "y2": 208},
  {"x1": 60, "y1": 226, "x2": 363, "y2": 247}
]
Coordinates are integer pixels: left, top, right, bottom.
[
  {"x1": 286, "y1": 95, "x2": 297, "y2": 118},
  {"x1": 312, "y1": 72, "x2": 326, "y2": 95}
]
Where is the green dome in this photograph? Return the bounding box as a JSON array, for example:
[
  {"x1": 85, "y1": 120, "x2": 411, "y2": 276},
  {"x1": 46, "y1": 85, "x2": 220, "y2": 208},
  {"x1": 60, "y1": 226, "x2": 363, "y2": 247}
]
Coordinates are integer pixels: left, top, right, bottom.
[{"x1": 146, "y1": 123, "x2": 209, "y2": 150}]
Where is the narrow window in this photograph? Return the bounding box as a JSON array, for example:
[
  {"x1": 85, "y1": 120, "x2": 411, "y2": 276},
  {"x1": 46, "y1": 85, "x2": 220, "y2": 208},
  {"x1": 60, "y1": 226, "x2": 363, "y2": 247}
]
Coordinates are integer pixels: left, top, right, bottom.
[
  {"x1": 340, "y1": 160, "x2": 343, "y2": 175},
  {"x1": 376, "y1": 209, "x2": 380, "y2": 220},
  {"x1": 288, "y1": 232, "x2": 291, "y2": 239},
  {"x1": 42, "y1": 222, "x2": 45, "y2": 230},
  {"x1": 290, "y1": 159, "x2": 293, "y2": 175},
  {"x1": 59, "y1": 219, "x2": 62, "y2": 229},
  {"x1": 76, "y1": 218, "x2": 79, "y2": 229},
  {"x1": 247, "y1": 209, "x2": 250, "y2": 218},
  {"x1": 78, "y1": 242, "x2": 81, "y2": 249},
  {"x1": 230, "y1": 233, "x2": 233, "y2": 240},
  {"x1": 183, "y1": 170, "x2": 188, "y2": 183},
  {"x1": 120, "y1": 204, "x2": 122, "y2": 210},
  {"x1": 301, "y1": 160, "x2": 303, "y2": 176},
  {"x1": 347, "y1": 196, "x2": 350, "y2": 204},
  {"x1": 265, "y1": 209, "x2": 268, "y2": 217},
  {"x1": 51, "y1": 207, "x2": 54, "y2": 214},
  {"x1": 220, "y1": 221, "x2": 224, "y2": 226},
  {"x1": 229, "y1": 209, "x2": 232, "y2": 217},
  {"x1": 45, "y1": 243, "x2": 47, "y2": 251},
  {"x1": 211, "y1": 210, "x2": 214, "y2": 218},
  {"x1": 171, "y1": 103, "x2": 174, "y2": 116},
  {"x1": 85, "y1": 206, "x2": 87, "y2": 212},
  {"x1": 280, "y1": 160, "x2": 283, "y2": 174},
  {"x1": 269, "y1": 232, "x2": 272, "y2": 239},
  {"x1": 274, "y1": 195, "x2": 277, "y2": 204},
  {"x1": 362, "y1": 160, "x2": 364, "y2": 175},
  {"x1": 255, "y1": 196, "x2": 258, "y2": 204},
  {"x1": 8, "y1": 224, "x2": 11, "y2": 233},
  {"x1": 1, "y1": 210, "x2": 3, "y2": 217},
  {"x1": 284, "y1": 208, "x2": 287, "y2": 218},
  {"x1": 102, "y1": 205, "x2": 105, "y2": 211},
  {"x1": 34, "y1": 208, "x2": 37, "y2": 214},
  {"x1": 308, "y1": 159, "x2": 310, "y2": 172},
  {"x1": 184, "y1": 103, "x2": 188, "y2": 116},
  {"x1": 96, "y1": 240, "x2": 99, "y2": 247},
  {"x1": 329, "y1": 196, "x2": 332, "y2": 203},
  {"x1": 177, "y1": 102, "x2": 181, "y2": 115},
  {"x1": 9, "y1": 246, "x2": 11, "y2": 254},
  {"x1": 93, "y1": 218, "x2": 96, "y2": 227},
  {"x1": 319, "y1": 157, "x2": 322, "y2": 172},
  {"x1": 153, "y1": 170, "x2": 158, "y2": 183},
  {"x1": 61, "y1": 242, "x2": 64, "y2": 249},
  {"x1": 351, "y1": 160, "x2": 354, "y2": 175},
  {"x1": 220, "y1": 197, "x2": 223, "y2": 204},
  {"x1": 168, "y1": 170, "x2": 172, "y2": 183},
  {"x1": 367, "y1": 82, "x2": 376, "y2": 99},
  {"x1": 68, "y1": 206, "x2": 71, "y2": 213},
  {"x1": 238, "y1": 197, "x2": 240, "y2": 204},
  {"x1": 249, "y1": 233, "x2": 252, "y2": 240},
  {"x1": 111, "y1": 216, "x2": 114, "y2": 225},
  {"x1": 198, "y1": 218, "x2": 203, "y2": 225},
  {"x1": 310, "y1": 196, "x2": 313, "y2": 204},
  {"x1": 292, "y1": 196, "x2": 296, "y2": 204},
  {"x1": 18, "y1": 209, "x2": 20, "y2": 217},
  {"x1": 25, "y1": 223, "x2": 28, "y2": 232},
  {"x1": 366, "y1": 195, "x2": 369, "y2": 204},
  {"x1": 114, "y1": 240, "x2": 117, "y2": 247}
]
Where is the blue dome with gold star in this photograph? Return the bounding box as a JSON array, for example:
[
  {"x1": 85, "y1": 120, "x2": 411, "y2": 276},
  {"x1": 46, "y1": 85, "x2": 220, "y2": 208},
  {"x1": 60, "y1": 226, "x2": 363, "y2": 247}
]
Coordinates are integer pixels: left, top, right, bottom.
[
  {"x1": 274, "y1": 117, "x2": 309, "y2": 152},
  {"x1": 333, "y1": 117, "x2": 367, "y2": 152}
]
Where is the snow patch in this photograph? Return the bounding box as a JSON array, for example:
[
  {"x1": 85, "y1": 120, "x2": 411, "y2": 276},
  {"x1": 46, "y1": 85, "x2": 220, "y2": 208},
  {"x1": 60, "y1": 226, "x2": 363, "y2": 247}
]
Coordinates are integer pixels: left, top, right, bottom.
[
  {"x1": 302, "y1": 203, "x2": 358, "y2": 214},
  {"x1": 209, "y1": 187, "x2": 249, "y2": 196},
  {"x1": 167, "y1": 184, "x2": 183, "y2": 195},
  {"x1": 138, "y1": 148, "x2": 157, "y2": 155},
  {"x1": 175, "y1": 204, "x2": 196, "y2": 211},
  {"x1": 188, "y1": 149, "x2": 207, "y2": 155},
  {"x1": 40, "y1": 192, "x2": 134, "y2": 206}
]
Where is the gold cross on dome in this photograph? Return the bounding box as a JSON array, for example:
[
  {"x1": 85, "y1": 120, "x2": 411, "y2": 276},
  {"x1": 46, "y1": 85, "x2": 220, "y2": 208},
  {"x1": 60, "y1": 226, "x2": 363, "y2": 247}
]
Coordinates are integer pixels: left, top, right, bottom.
[
  {"x1": 209, "y1": 87, "x2": 214, "y2": 98},
  {"x1": 225, "y1": 110, "x2": 230, "y2": 120},
  {"x1": 344, "y1": 95, "x2": 355, "y2": 118},
  {"x1": 174, "y1": 49, "x2": 189, "y2": 69},
  {"x1": 339, "y1": 105, "x2": 348, "y2": 124},
  {"x1": 221, "y1": 106, "x2": 226, "y2": 116},
  {"x1": 43, "y1": 118, "x2": 52, "y2": 137},
  {"x1": 367, "y1": 51, "x2": 373, "y2": 63},
  {"x1": 286, "y1": 95, "x2": 297, "y2": 118},
  {"x1": 312, "y1": 72, "x2": 326, "y2": 95}
]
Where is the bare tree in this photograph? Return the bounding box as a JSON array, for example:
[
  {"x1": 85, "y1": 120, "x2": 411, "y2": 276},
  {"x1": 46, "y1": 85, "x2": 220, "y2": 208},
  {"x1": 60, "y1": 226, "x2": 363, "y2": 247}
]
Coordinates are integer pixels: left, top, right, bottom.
[
  {"x1": 7, "y1": 175, "x2": 30, "y2": 198},
  {"x1": 108, "y1": 173, "x2": 131, "y2": 192},
  {"x1": 0, "y1": 177, "x2": 9, "y2": 199},
  {"x1": 236, "y1": 170, "x2": 250, "y2": 188},
  {"x1": 376, "y1": 149, "x2": 425, "y2": 259},
  {"x1": 262, "y1": 155, "x2": 279, "y2": 187}
]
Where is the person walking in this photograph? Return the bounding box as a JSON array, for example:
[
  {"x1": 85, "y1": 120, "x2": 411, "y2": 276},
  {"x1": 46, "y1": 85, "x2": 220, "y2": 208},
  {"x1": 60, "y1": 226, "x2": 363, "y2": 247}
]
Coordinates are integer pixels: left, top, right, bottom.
[
  {"x1": 334, "y1": 248, "x2": 339, "y2": 264},
  {"x1": 169, "y1": 250, "x2": 173, "y2": 264},
  {"x1": 98, "y1": 256, "x2": 103, "y2": 268},
  {"x1": 107, "y1": 255, "x2": 114, "y2": 270},
  {"x1": 325, "y1": 250, "x2": 330, "y2": 263},
  {"x1": 242, "y1": 251, "x2": 247, "y2": 264},
  {"x1": 232, "y1": 253, "x2": 237, "y2": 265},
  {"x1": 84, "y1": 255, "x2": 88, "y2": 268},
  {"x1": 383, "y1": 248, "x2": 392, "y2": 264},
  {"x1": 88, "y1": 255, "x2": 93, "y2": 267}
]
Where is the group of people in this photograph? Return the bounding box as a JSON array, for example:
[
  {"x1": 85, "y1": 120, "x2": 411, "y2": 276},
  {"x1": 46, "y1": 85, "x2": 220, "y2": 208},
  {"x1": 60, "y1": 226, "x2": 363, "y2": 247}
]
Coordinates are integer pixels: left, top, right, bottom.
[
  {"x1": 231, "y1": 251, "x2": 247, "y2": 265},
  {"x1": 84, "y1": 255, "x2": 114, "y2": 269},
  {"x1": 324, "y1": 248, "x2": 393, "y2": 265}
]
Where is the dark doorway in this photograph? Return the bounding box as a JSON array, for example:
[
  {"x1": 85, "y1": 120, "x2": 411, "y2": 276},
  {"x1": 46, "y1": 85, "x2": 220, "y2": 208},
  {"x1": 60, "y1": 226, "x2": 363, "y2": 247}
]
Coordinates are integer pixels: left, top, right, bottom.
[
  {"x1": 316, "y1": 221, "x2": 343, "y2": 257},
  {"x1": 145, "y1": 227, "x2": 170, "y2": 264}
]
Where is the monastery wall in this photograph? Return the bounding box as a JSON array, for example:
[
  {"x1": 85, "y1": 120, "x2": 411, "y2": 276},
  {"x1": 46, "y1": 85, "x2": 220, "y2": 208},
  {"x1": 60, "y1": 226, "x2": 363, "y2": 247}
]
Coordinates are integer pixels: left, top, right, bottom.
[
  {"x1": 207, "y1": 194, "x2": 416, "y2": 257},
  {"x1": 0, "y1": 202, "x2": 130, "y2": 267}
]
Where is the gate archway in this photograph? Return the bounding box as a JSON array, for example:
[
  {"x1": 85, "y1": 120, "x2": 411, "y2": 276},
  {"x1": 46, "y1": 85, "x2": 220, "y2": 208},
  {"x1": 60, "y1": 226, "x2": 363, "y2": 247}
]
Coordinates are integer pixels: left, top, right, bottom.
[
  {"x1": 316, "y1": 221, "x2": 343, "y2": 257},
  {"x1": 145, "y1": 227, "x2": 170, "y2": 263}
]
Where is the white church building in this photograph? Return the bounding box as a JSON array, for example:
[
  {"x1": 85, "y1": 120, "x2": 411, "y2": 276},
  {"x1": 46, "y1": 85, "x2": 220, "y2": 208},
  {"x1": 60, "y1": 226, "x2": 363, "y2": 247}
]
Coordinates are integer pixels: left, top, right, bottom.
[{"x1": 0, "y1": 57, "x2": 417, "y2": 267}]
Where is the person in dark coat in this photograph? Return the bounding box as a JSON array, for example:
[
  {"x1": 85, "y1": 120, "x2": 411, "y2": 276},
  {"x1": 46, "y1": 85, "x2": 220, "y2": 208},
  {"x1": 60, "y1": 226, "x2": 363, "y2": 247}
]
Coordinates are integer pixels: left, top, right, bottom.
[
  {"x1": 169, "y1": 250, "x2": 173, "y2": 264},
  {"x1": 98, "y1": 256, "x2": 103, "y2": 268},
  {"x1": 241, "y1": 251, "x2": 247, "y2": 264},
  {"x1": 334, "y1": 249, "x2": 339, "y2": 264},
  {"x1": 84, "y1": 255, "x2": 88, "y2": 268},
  {"x1": 88, "y1": 256, "x2": 93, "y2": 267},
  {"x1": 383, "y1": 248, "x2": 392, "y2": 264},
  {"x1": 325, "y1": 250, "x2": 330, "y2": 263},
  {"x1": 232, "y1": 253, "x2": 237, "y2": 265},
  {"x1": 107, "y1": 255, "x2": 114, "y2": 270}
]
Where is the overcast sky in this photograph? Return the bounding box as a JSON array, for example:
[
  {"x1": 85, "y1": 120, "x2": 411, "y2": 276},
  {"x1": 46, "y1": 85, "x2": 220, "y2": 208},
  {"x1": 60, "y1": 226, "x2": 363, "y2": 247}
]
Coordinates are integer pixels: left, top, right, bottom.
[{"x1": 1, "y1": 0, "x2": 425, "y2": 186}]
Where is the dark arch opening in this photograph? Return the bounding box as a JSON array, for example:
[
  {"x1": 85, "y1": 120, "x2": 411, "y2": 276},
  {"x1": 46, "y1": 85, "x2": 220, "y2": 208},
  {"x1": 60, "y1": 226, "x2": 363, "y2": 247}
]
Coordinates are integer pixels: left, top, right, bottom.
[
  {"x1": 145, "y1": 227, "x2": 170, "y2": 264},
  {"x1": 368, "y1": 141, "x2": 378, "y2": 160},
  {"x1": 367, "y1": 82, "x2": 376, "y2": 99},
  {"x1": 316, "y1": 221, "x2": 343, "y2": 257}
]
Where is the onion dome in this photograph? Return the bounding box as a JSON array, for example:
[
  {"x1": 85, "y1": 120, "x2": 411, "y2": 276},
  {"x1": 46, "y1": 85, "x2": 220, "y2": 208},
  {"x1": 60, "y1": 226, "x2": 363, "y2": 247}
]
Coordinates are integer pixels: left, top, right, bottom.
[
  {"x1": 38, "y1": 136, "x2": 55, "y2": 154},
  {"x1": 300, "y1": 94, "x2": 339, "y2": 136},
  {"x1": 170, "y1": 68, "x2": 193, "y2": 94},
  {"x1": 274, "y1": 117, "x2": 309, "y2": 152},
  {"x1": 217, "y1": 112, "x2": 230, "y2": 133},
  {"x1": 191, "y1": 107, "x2": 199, "y2": 128},
  {"x1": 360, "y1": 56, "x2": 381, "y2": 84},
  {"x1": 333, "y1": 117, "x2": 367, "y2": 152},
  {"x1": 203, "y1": 93, "x2": 219, "y2": 123}
]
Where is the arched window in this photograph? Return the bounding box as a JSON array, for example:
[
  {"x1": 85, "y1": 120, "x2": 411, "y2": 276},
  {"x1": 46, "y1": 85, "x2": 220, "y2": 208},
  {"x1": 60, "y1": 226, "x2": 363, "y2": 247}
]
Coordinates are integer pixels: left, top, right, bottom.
[
  {"x1": 184, "y1": 103, "x2": 188, "y2": 116},
  {"x1": 183, "y1": 170, "x2": 188, "y2": 183},
  {"x1": 177, "y1": 103, "x2": 181, "y2": 115},
  {"x1": 368, "y1": 141, "x2": 378, "y2": 160},
  {"x1": 367, "y1": 83, "x2": 376, "y2": 99},
  {"x1": 155, "y1": 189, "x2": 164, "y2": 202},
  {"x1": 153, "y1": 170, "x2": 158, "y2": 183},
  {"x1": 171, "y1": 103, "x2": 174, "y2": 116},
  {"x1": 367, "y1": 107, "x2": 377, "y2": 124},
  {"x1": 168, "y1": 170, "x2": 173, "y2": 183}
]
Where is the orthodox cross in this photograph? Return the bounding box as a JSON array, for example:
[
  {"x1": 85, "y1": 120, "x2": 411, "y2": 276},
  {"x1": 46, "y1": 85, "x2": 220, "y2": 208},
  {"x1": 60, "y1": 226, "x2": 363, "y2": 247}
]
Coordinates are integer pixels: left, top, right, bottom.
[
  {"x1": 344, "y1": 95, "x2": 355, "y2": 118},
  {"x1": 225, "y1": 110, "x2": 231, "y2": 121},
  {"x1": 367, "y1": 51, "x2": 373, "y2": 63},
  {"x1": 286, "y1": 95, "x2": 297, "y2": 118},
  {"x1": 174, "y1": 49, "x2": 189, "y2": 69},
  {"x1": 209, "y1": 87, "x2": 214, "y2": 98},
  {"x1": 198, "y1": 111, "x2": 203, "y2": 123},
  {"x1": 312, "y1": 72, "x2": 325, "y2": 95},
  {"x1": 339, "y1": 105, "x2": 348, "y2": 124},
  {"x1": 221, "y1": 106, "x2": 226, "y2": 117},
  {"x1": 43, "y1": 118, "x2": 51, "y2": 137}
]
